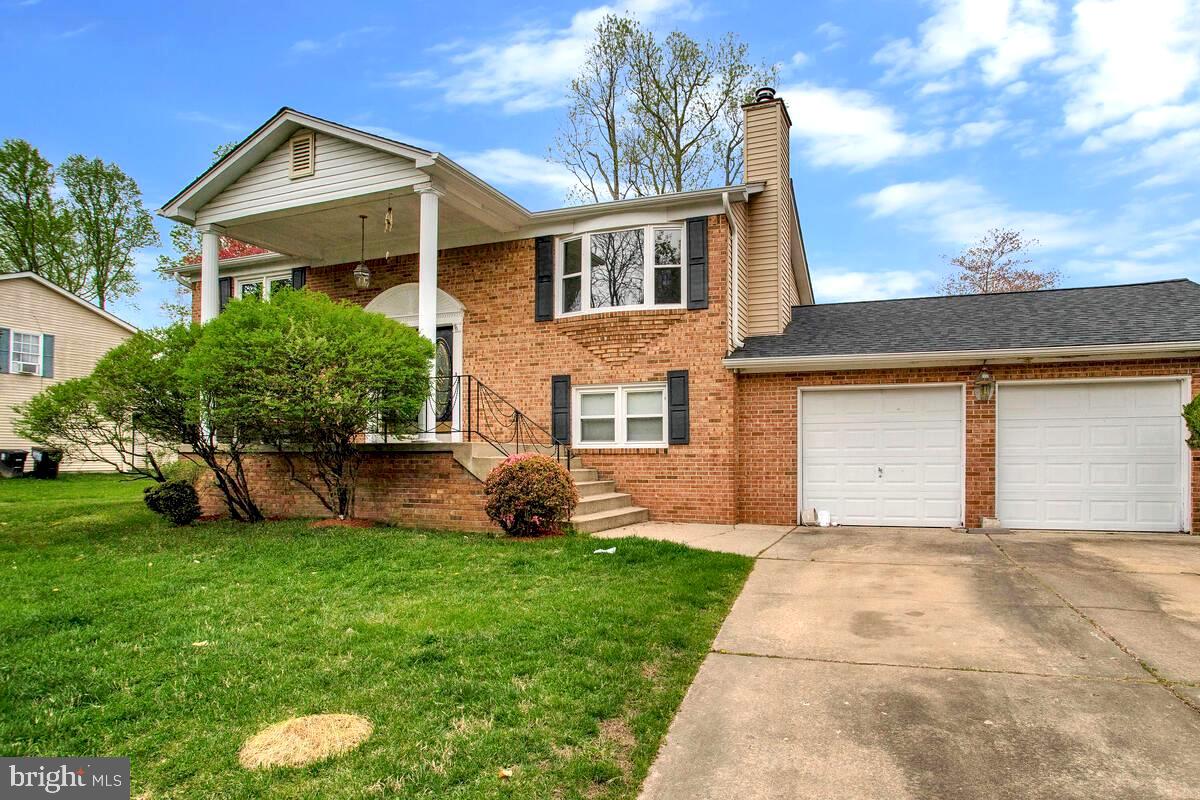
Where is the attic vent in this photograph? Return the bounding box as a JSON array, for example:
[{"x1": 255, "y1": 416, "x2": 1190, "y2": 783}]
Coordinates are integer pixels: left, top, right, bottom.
[{"x1": 289, "y1": 131, "x2": 316, "y2": 179}]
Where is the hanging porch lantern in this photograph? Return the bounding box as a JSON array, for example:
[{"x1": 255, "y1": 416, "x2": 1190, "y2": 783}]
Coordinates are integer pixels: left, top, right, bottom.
[
  {"x1": 353, "y1": 214, "x2": 371, "y2": 289},
  {"x1": 973, "y1": 368, "x2": 995, "y2": 402}
]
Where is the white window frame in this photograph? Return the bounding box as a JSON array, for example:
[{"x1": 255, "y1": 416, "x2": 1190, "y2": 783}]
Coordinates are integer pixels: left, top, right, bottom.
[
  {"x1": 237, "y1": 273, "x2": 294, "y2": 301},
  {"x1": 10, "y1": 331, "x2": 42, "y2": 375},
  {"x1": 555, "y1": 224, "x2": 686, "y2": 318},
  {"x1": 572, "y1": 382, "x2": 668, "y2": 449}
]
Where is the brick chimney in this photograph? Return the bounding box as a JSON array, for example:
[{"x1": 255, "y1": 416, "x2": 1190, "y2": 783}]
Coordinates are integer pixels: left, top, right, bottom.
[{"x1": 742, "y1": 87, "x2": 798, "y2": 336}]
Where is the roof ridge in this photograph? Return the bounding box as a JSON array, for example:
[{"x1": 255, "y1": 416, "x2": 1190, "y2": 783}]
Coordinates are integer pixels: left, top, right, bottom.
[{"x1": 799, "y1": 278, "x2": 1196, "y2": 310}]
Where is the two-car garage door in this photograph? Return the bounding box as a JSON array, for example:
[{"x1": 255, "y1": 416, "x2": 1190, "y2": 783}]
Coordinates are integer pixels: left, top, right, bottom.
[{"x1": 798, "y1": 380, "x2": 1188, "y2": 532}]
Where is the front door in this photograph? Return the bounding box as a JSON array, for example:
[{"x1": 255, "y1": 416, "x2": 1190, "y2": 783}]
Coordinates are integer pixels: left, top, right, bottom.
[{"x1": 433, "y1": 325, "x2": 455, "y2": 427}]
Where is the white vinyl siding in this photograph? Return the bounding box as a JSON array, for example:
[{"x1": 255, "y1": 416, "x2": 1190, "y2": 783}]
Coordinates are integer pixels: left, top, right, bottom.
[
  {"x1": 556, "y1": 225, "x2": 685, "y2": 317},
  {"x1": 996, "y1": 381, "x2": 1187, "y2": 532},
  {"x1": 799, "y1": 386, "x2": 964, "y2": 527},
  {"x1": 195, "y1": 132, "x2": 427, "y2": 226},
  {"x1": 574, "y1": 384, "x2": 668, "y2": 448}
]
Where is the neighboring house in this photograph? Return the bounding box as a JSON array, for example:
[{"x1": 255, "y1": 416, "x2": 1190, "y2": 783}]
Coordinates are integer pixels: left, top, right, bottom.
[
  {"x1": 0, "y1": 272, "x2": 138, "y2": 472},
  {"x1": 160, "y1": 90, "x2": 1200, "y2": 534}
]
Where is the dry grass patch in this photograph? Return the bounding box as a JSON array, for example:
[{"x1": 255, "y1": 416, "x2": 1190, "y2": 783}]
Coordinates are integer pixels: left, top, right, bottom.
[{"x1": 238, "y1": 713, "x2": 373, "y2": 769}]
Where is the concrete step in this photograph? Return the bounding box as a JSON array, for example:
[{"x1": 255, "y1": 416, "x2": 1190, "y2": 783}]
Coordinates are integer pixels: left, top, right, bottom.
[
  {"x1": 575, "y1": 479, "x2": 617, "y2": 498},
  {"x1": 572, "y1": 506, "x2": 649, "y2": 533},
  {"x1": 576, "y1": 492, "x2": 635, "y2": 515},
  {"x1": 571, "y1": 468, "x2": 599, "y2": 482}
]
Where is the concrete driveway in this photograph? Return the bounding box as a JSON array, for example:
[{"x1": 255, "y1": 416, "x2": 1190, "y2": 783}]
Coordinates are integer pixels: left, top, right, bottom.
[{"x1": 601, "y1": 524, "x2": 1200, "y2": 800}]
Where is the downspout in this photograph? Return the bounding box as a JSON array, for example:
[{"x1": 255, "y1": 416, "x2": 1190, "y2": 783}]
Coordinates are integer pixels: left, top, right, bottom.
[{"x1": 722, "y1": 191, "x2": 743, "y2": 351}]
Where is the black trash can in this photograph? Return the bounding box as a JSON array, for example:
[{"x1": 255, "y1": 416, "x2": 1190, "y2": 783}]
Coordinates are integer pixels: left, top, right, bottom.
[
  {"x1": 0, "y1": 450, "x2": 28, "y2": 478},
  {"x1": 30, "y1": 447, "x2": 62, "y2": 479}
]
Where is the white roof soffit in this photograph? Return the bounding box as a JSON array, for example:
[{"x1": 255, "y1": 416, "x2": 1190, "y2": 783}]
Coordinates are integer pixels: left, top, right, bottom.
[{"x1": 723, "y1": 341, "x2": 1200, "y2": 373}]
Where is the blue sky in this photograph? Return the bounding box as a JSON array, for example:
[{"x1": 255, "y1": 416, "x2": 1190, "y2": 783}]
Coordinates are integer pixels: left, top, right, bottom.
[{"x1": 2, "y1": 0, "x2": 1198, "y2": 328}]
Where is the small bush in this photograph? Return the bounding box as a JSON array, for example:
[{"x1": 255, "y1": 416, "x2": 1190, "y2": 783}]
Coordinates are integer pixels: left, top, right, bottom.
[
  {"x1": 144, "y1": 479, "x2": 203, "y2": 526},
  {"x1": 484, "y1": 453, "x2": 579, "y2": 537},
  {"x1": 1186, "y1": 395, "x2": 1200, "y2": 449}
]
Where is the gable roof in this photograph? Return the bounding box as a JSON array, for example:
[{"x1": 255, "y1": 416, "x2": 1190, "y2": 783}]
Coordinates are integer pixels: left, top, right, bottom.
[
  {"x1": 0, "y1": 272, "x2": 139, "y2": 333},
  {"x1": 725, "y1": 279, "x2": 1200, "y2": 369}
]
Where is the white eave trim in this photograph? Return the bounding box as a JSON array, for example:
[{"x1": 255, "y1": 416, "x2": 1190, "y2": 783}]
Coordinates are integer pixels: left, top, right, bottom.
[
  {"x1": 0, "y1": 272, "x2": 138, "y2": 333},
  {"x1": 530, "y1": 183, "x2": 761, "y2": 224},
  {"x1": 723, "y1": 341, "x2": 1200, "y2": 373},
  {"x1": 170, "y1": 250, "x2": 294, "y2": 277}
]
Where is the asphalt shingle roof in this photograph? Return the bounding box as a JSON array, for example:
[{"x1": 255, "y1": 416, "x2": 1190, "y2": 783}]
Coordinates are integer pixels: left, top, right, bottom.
[{"x1": 728, "y1": 279, "x2": 1200, "y2": 360}]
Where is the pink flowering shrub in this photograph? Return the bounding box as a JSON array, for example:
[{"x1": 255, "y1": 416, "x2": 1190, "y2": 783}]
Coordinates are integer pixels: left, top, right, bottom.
[{"x1": 484, "y1": 453, "x2": 579, "y2": 536}]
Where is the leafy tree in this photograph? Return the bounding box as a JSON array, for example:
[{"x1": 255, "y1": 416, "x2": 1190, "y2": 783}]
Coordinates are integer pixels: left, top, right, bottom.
[
  {"x1": 939, "y1": 228, "x2": 1061, "y2": 295},
  {"x1": 183, "y1": 289, "x2": 432, "y2": 518},
  {"x1": 59, "y1": 155, "x2": 159, "y2": 309},
  {"x1": 14, "y1": 325, "x2": 266, "y2": 522},
  {"x1": 551, "y1": 14, "x2": 775, "y2": 202},
  {"x1": 0, "y1": 139, "x2": 75, "y2": 284}
]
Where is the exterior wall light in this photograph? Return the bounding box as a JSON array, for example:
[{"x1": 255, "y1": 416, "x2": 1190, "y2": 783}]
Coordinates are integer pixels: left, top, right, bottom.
[
  {"x1": 973, "y1": 369, "x2": 995, "y2": 402},
  {"x1": 353, "y1": 214, "x2": 371, "y2": 289}
]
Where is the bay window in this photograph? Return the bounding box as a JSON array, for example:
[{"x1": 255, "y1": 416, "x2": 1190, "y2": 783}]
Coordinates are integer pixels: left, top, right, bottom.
[
  {"x1": 557, "y1": 224, "x2": 685, "y2": 316},
  {"x1": 573, "y1": 383, "x2": 667, "y2": 448}
]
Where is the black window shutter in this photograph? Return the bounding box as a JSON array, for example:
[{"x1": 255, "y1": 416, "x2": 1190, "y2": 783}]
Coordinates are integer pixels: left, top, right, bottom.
[
  {"x1": 667, "y1": 370, "x2": 689, "y2": 445},
  {"x1": 534, "y1": 236, "x2": 555, "y2": 321},
  {"x1": 218, "y1": 277, "x2": 233, "y2": 312},
  {"x1": 551, "y1": 374, "x2": 571, "y2": 444},
  {"x1": 41, "y1": 334, "x2": 54, "y2": 378},
  {"x1": 686, "y1": 217, "x2": 708, "y2": 310},
  {"x1": 291, "y1": 267, "x2": 307, "y2": 289},
  {"x1": 0, "y1": 328, "x2": 9, "y2": 373}
]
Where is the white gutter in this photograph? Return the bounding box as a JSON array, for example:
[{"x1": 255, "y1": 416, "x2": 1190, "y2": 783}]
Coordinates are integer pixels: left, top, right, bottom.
[
  {"x1": 722, "y1": 190, "x2": 743, "y2": 350},
  {"x1": 723, "y1": 340, "x2": 1200, "y2": 373}
]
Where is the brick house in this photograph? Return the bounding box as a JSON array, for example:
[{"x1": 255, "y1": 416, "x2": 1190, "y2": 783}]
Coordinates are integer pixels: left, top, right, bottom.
[{"x1": 160, "y1": 90, "x2": 1200, "y2": 534}]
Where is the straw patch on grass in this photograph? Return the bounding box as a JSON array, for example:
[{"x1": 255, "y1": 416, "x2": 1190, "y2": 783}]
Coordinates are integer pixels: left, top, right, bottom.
[{"x1": 238, "y1": 713, "x2": 373, "y2": 769}]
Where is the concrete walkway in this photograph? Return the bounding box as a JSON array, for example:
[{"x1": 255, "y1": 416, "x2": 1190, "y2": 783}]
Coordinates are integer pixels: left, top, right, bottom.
[{"x1": 595, "y1": 524, "x2": 1200, "y2": 800}]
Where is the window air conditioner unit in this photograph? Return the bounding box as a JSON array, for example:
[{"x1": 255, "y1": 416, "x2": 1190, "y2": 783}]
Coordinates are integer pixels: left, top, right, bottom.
[{"x1": 19, "y1": 362, "x2": 38, "y2": 375}]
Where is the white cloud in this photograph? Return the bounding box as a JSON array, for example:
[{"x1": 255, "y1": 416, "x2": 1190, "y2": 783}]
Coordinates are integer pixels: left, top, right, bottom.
[
  {"x1": 858, "y1": 178, "x2": 1091, "y2": 249},
  {"x1": 918, "y1": 78, "x2": 960, "y2": 96},
  {"x1": 416, "y1": 0, "x2": 695, "y2": 114},
  {"x1": 951, "y1": 119, "x2": 1008, "y2": 147},
  {"x1": 789, "y1": 51, "x2": 809, "y2": 68},
  {"x1": 812, "y1": 269, "x2": 935, "y2": 302},
  {"x1": 456, "y1": 149, "x2": 577, "y2": 197},
  {"x1": 292, "y1": 26, "x2": 390, "y2": 55},
  {"x1": 814, "y1": 21, "x2": 846, "y2": 51},
  {"x1": 779, "y1": 83, "x2": 943, "y2": 169},
  {"x1": 1134, "y1": 128, "x2": 1200, "y2": 187},
  {"x1": 1058, "y1": 0, "x2": 1200, "y2": 133},
  {"x1": 177, "y1": 111, "x2": 244, "y2": 133},
  {"x1": 874, "y1": 0, "x2": 1057, "y2": 85},
  {"x1": 1080, "y1": 103, "x2": 1200, "y2": 150}
]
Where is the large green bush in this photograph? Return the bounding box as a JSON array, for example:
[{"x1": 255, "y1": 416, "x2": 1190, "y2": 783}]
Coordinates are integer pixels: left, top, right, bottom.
[
  {"x1": 182, "y1": 289, "x2": 432, "y2": 518},
  {"x1": 1185, "y1": 395, "x2": 1200, "y2": 449},
  {"x1": 484, "y1": 453, "x2": 579, "y2": 537}
]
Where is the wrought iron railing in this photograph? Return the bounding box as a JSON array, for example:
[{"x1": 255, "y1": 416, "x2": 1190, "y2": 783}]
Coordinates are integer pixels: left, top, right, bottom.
[{"x1": 373, "y1": 374, "x2": 573, "y2": 470}]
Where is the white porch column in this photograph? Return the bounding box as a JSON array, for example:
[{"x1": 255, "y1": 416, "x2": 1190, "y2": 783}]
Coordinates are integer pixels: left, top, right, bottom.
[
  {"x1": 415, "y1": 185, "x2": 443, "y2": 441},
  {"x1": 198, "y1": 225, "x2": 222, "y2": 323}
]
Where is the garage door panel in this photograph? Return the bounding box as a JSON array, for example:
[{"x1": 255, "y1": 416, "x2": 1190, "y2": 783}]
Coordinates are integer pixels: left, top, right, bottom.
[
  {"x1": 996, "y1": 381, "x2": 1185, "y2": 532},
  {"x1": 801, "y1": 386, "x2": 963, "y2": 528}
]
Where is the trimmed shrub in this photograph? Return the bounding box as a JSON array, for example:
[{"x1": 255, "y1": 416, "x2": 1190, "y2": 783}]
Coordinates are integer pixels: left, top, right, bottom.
[
  {"x1": 144, "y1": 479, "x2": 203, "y2": 526},
  {"x1": 162, "y1": 458, "x2": 203, "y2": 484},
  {"x1": 484, "y1": 453, "x2": 579, "y2": 537},
  {"x1": 1186, "y1": 395, "x2": 1200, "y2": 449}
]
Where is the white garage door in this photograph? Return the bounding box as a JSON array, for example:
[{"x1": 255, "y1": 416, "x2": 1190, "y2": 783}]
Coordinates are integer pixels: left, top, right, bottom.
[
  {"x1": 800, "y1": 386, "x2": 964, "y2": 527},
  {"x1": 996, "y1": 381, "x2": 1187, "y2": 532}
]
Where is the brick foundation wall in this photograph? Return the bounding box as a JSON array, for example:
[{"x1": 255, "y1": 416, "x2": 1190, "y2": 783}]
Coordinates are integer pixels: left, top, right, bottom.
[
  {"x1": 194, "y1": 216, "x2": 738, "y2": 524},
  {"x1": 736, "y1": 358, "x2": 1200, "y2": 529},
  {"x1": 191, "y1": 450, "x2": 498, "y2": 532}
]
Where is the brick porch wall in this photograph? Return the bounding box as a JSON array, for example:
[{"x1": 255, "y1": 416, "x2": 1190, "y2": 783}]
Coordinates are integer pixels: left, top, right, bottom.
[
  {"x1": 195, "y1": 216, "x2": 738, "y2": 524},
  {"x1": 191, "y1": 450, "x2": 498, "y2": 532},
  {"x1": 736, "y1": 358, "x2": 1200, "y2": 530}
]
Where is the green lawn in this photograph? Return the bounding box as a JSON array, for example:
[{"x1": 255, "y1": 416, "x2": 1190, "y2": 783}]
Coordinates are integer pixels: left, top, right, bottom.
[{"x1": 0, "y1": 474, "x2": 750, "y2": 799}]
